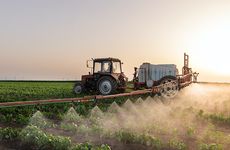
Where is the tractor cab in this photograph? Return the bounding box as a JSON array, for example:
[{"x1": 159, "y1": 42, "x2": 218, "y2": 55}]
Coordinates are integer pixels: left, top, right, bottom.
[
  {"x1": 74, "y1": 58, "x2": 127, "y2": 95},
  {"x1": 93, "y1": 58, "x2": 122, "y2": 74}
]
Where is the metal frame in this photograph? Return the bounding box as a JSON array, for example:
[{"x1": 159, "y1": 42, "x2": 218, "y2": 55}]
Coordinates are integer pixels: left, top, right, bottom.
[{"x1": 0, "y1": 89, "x2": 154, "y2": 108}]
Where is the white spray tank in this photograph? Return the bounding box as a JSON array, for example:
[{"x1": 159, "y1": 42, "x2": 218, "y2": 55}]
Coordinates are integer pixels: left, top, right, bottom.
[{"x1": 138, "y1": 63, "x2": 178, "y2": 88}]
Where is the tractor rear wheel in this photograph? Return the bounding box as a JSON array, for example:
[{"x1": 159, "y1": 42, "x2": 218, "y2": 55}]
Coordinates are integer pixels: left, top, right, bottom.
[
  {"x1": 97, "y1": 76, "x2": 117, "y2": 95},
  {"x1": 73, "y1": 83, "x2": 84, "y2": 94},
  {"x1": 159, "y1": 77, "x2": 178, "y2": 99}
]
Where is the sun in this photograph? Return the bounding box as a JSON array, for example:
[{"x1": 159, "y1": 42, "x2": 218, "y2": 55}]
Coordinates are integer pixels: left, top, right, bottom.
[{"x1": 187, "y1": 19, "x2": 230, "y2": 76}]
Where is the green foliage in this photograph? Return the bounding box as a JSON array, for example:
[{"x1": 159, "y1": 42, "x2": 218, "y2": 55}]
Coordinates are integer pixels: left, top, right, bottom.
[
  {"x1": 197, "y1": 111, "x2": 230, "y2": 127},
  {"x1": 209, "y1": 113, "x2": 230, "y2": 125},
  {"x1": 0, "y1": 81, "x2": 123, "y2": 125},
  {"x1": 77, "y1": 124, "x2": 91, "y2": 133},
  {"x1": 0, "y1": 127, "x2": 20, "y2": 141},
  {"x1": 168, "y1": 138, "x2": 187, "y2": 150},
  {"x1": 20, "y1": 125, "x2": 71, "y2": 150},
  {"x1": 71, "y1": 142, "x2": 111, "y2": 150},
  {"x1": 198, "y1": 143, "x2": 223, "y2": 150},
  {"x1": 20, "y1": 125, "x2": 47, "y2": 148},
  {"x1": 29, "y1": 111, "x2": 55, "y2": 128},
  {"x1": 114, "y1": 130, "x2": 162, "y2": 149},
  {"x1": 90, "y1": 124, "x2": 103, "y2": 134},
  {"x1": 0, "y1": 82, "x2": 76, "y2": 102},
  {"x1": 115, "y1": 130, "x2": 137, "y2": 143},
  {"x1": 96, "y1": 144, "x2": 111, "y2": 150},
  {"x1": 198, "y1": 109, "x2": 204, "y2": 116},
  {"x1": 0, "y1": 81, "x2": 77, "y2": 125},
  {"x1": 71, "y1": 142, "x2": 93, "y2": 150},
  {"x1": 48, "y1": 134, "x2": 72, "y2": 150},
  {"x1": 60, "y1": 122, "x2": 78, "y2": 132},
  {"x1": 60, "y1": 107, "x2": 85, "y2": 132},
  {"x1": 201, "y1": 129, "x2": 229, "y2": 144},
  {"x1": 63, "y1": 107, "x2": 82, "y2": 122},
  {"x1": 137, "y1": 134, "x2": 162, "y2": 149},
  {"x1": 186, "y1": 126, "x2": 196, "y2": 137}
]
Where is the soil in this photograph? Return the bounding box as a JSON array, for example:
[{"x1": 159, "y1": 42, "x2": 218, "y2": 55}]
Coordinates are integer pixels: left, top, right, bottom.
[{"x1": 0, "y1": 140, "x2": 36, "y2": 150}]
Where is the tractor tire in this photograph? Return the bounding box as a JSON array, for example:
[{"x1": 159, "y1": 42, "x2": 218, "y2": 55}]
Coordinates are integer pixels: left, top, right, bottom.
[
  {"x1": 97, "y1": 76, "x2": 117, "y2": 95},
  {"x1": 73, "y1": 83, "x2": 84, "y2": 94},
  {"x1": 158, "y1": 76, "x2": 179, "y2": 99}
]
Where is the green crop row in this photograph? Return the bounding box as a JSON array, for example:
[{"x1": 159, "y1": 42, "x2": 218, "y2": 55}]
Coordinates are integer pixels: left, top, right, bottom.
[
  {"x1": 0, "y1": 81, "x2": 142, "y2": 126},
  {"x1": 113, "y1": 130, "x2": 163, "y2": 149},
  {"x1": 20, "y1": 125, "x2": 71, "y2": 150},
  {"x1": 20, "y1": 125, "x2": 111, "y2": 150},
  {"x1": 0, "y1": 127, "x2": 20, "y2": 141},
  {"x1": 197, "y1": 109, "x2": 230, "y2": 126},
  {"x1": 0, "y1": 81, "x2": 78, "y2": 102},
  {"x1": 0, "y1": 126, "x2": 225, "y2": 150},
  {"x1": 112, "y1": 130, "x2": 224, "y2": 150},
  {"x1": 0, "y1": 126, "x2": 111, "y2": 150},
  {"x1": 198, "y1": 143, "x2": 223, "y2": 150},
  {"x1": 0, "y1": 97, "x2": 128, "y2": 126},
  {"x1": 72, "y1": 143, "x2": 111, "y2": 150}
]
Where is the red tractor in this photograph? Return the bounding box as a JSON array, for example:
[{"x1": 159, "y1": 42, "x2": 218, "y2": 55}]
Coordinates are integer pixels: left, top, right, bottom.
[{"x1": 73, "y1": 58, "x2": 128, "y2": 95}]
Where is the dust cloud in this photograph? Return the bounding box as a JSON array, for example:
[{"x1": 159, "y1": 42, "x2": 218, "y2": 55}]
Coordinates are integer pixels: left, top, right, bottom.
[{"x1": 99, "y1": 83, "x2": 230, "y2": 148}]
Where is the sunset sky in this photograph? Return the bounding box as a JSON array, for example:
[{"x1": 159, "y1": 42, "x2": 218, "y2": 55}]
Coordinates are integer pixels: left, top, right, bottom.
[{"x1": 0, "y1": 0, "x2": 230, "y2": 82}]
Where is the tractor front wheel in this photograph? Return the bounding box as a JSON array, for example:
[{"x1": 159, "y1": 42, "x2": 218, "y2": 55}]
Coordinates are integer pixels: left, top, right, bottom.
[
  {"x1": 73, "y1": 83, "x2": 84, "y2": 94},
  {"x1": 98, "y1": 76, "x2": 117, "y2": 95}
]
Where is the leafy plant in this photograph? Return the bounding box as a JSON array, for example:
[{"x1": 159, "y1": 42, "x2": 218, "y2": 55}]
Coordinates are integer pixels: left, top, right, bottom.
[
  {"x1": 71, "y1": 142, "x2": 93, "y2": 150},
  {"x1": 20, "y1": 125, "x2": 71, "y2": 150},
  {"x1": 29, "y1": 111, "x2": 55, "y2": 128},
  {"x1": 168, "y1": 138, "x2": 187, "y2": 150},
  {"x1": 186, "y1": 126, "x2": 196, "y2": 137},
  {"x1": 0, "y1": 127, "x2": 20, "y2": 141},
  {"x1": 60, "y1": 122, "x2": 78, "y2": 132},
  {"x1": 115, "y1": 130, "x2": 137, "y2": 143},
  {"x1": 114, "y1": 130, "x2": 162, "y2": 149},
  {"x1": 198, "y1": 143, "x2": 223, "y2": 150},
  {"x1": 71, "y1": 142, "x2": 111, "y2": 150},
  {"x1": 137, "y1": 134, "x2": 162, "y2": 149}
]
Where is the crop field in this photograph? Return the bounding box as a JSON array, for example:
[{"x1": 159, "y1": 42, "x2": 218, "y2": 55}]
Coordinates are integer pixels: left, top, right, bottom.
[{"x1": 1, "y1": 81, "x2": 230, "y2": 150}]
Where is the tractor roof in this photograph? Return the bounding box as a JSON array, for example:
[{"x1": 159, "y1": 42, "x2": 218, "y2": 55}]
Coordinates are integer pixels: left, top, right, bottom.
[{"x1": 94, "y1": 57, "x2": 121, "y2": 62}]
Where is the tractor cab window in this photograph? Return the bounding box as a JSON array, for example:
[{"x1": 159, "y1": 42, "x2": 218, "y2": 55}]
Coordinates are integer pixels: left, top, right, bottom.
[
  {"x1": 94, "y1": 61, "x2": 111, "y2": 73},
  {"x1": 102, "y1": 61, "x2": 111, "y2": 72},
  {"x1": 112, "y1": 61, "x2": 121, "y2": 73},
  {"x1": 94, "y1": 62, "x2": 101, "y2": 73}
]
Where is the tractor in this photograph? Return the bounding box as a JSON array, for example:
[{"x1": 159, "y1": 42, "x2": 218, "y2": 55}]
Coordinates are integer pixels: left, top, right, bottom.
[{"x1": 73, "y1": 58, "x2": 128, "y2": 95}]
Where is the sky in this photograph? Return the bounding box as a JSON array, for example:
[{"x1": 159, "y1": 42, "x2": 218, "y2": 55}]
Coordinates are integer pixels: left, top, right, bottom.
[{"x1": 0, "y1": 0, "x2": 230, "y2": 82}]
